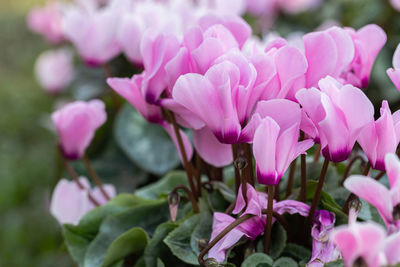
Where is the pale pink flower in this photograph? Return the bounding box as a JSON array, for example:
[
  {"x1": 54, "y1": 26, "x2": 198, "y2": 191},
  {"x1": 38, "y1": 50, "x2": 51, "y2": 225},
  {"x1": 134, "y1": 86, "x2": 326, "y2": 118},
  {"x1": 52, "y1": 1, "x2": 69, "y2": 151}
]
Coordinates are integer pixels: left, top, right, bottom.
[
  {"x1": 51, "y1": 100, "x2": 107, "y2": 160},
  {"x1": 62, "y1": 0, "x2": 122, "y2": 66},
  {"x1": 34, "y1": 49, "x2": 74, "y2": 94},
  {"x1": 27, "y1": 2, "x2": 65, "y2": 44},
  {"x1": 50, "y1": 177, "x2": 115, "y2": 225}
]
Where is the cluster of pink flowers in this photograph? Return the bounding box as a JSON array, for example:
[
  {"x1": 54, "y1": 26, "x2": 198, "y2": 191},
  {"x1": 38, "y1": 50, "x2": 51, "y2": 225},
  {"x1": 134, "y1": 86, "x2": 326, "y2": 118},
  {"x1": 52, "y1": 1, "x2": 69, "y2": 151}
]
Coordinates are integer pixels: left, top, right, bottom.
[{"x1": 28, "y1": 0, "x2": 400, "y2": 266}]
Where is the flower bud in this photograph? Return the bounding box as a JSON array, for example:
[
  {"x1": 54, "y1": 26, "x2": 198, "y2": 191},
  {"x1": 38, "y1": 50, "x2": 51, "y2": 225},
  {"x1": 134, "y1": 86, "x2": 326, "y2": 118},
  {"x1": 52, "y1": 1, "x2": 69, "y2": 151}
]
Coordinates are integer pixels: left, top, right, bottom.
[
  {"x1": 197, "y1": 238, "x2": 208, "y2": 251},
  {"x1": 234, "y1": 157, "x2": 248, "y2": 170},
  {"x1": 168, "y1": 192, "x2": 180, "y2": 222}
]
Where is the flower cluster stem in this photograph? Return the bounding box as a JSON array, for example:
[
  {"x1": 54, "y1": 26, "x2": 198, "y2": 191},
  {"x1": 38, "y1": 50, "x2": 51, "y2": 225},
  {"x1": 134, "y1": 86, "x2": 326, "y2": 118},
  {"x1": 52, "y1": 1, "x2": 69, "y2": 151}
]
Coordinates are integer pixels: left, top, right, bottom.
[
  {"x1": 341, "y1": 155, "x2": 366, "y2": 185},
  {"x1": 264, "y1": 185, "x2": 274, "y2": 254},
  {"x1": 306, "y1": 158, "x2": 329, "y2": 229},
  {"x1": 166, "y1": 111, "x2": 199, "y2": 206},
  {"x1": 61, "y1": 156, "x2": 100, "y2": 206},
  {"x1": 285, "y1": 159, "x2": 297, "y2": 198},
  {"x1": 83, "y1": 154, "x2": 110, "y2": 200}
]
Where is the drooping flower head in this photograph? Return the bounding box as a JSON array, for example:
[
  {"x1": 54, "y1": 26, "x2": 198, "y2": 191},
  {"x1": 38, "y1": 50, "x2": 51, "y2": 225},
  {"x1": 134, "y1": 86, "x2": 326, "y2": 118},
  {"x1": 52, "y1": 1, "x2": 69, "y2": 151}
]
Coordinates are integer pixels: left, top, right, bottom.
[{"x1": 51, "y1": 100, "x2": 107, "y2": 160}]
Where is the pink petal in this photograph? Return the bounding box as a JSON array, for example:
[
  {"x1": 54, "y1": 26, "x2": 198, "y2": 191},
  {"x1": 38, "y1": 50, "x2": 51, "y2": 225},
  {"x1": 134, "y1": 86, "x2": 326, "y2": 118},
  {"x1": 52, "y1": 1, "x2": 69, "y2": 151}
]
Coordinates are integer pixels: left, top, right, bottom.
[
  {"x1": 160, "y1": 99, "x2": 205, "y2": 130},
  {"x1": 304, "y1": 31, "x2": 338, "y2": 87},
  {"x1": 107, "y1": 77, "x2": 163, "y2": 123},
  {"x1": 384, "y1": 230, "x2": 400, "y2": 265},
  {"x1": 338, "y1": 84, "x2": 374, "y2": 142},
  {"x1": 50, "y1": 178, "x2": 90, "y2": 225},
  {"x1": 254, "y1": 99, "x2": 301, "y2": 133},
  {"x1": 253, "y1": 117, "x2": 280, "y2": 185},
  {"x1": 275, "y1": 46, "x2": 308, "y2": 98},
  {"x1": 330, "y1": 227, "x2": 360, "y2": 266},
  {"x1": 326, "y1": 27, "x2": 355, "y2": 77},
  {"x1": 387, "y1": 68, "x2": 400, "y2": 91},
  {"x1": 319, "y1": 94, "x2": 350, "y2": 162},
  {"x1": 384, "y1": 153, "x2": 400, "y2": 190},
  {"x1": 344, "y1": 175, "x2": 393, "y2": 222},
  {"x1": 193, "y1": 127, "x2": 233, "y2": 167}
]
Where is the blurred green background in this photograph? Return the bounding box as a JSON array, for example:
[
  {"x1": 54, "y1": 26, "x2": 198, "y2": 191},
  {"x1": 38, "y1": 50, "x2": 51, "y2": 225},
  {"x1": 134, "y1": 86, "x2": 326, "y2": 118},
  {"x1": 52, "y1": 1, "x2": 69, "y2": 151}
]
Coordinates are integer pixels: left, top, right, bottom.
[
  {"x1": 1, "y1": 0, "x2": 400, "y2": 266},
  {"x1": 0, "y1": 0, "x2": 72, "y2": 266}
]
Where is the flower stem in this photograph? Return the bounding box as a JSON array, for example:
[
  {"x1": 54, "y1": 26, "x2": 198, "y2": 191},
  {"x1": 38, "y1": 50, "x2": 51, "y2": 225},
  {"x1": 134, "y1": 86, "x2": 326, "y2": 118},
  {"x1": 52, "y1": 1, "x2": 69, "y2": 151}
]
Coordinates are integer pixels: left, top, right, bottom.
[
  {"x1": 166, "y1": 111, "x2": 198, "y2": 202},
  {"x1": 340, "y1": 155, "x2": 365, "y2": 186},
  {"x1": 61, "y1": 156, "x2": 100, "y2": 206},
  {"x1": 285, "y1": 158, "x2": 297, "y2": 198},
  {"x1": 243, "y1": 143, "x2": 254, "y2": 186},
  {"x1": 82, "y1": 155, "x2": 110, "y2": 200},
  {"x1": 313, "y1": 144, "x2": 321, "y2": 162},
  {"x1": 197, "y1": 214, "x2": 255, "y2": 266},
  {"x1": 232, "y1": 144, "x2": 241, "y2": 193},
  {"x1": 300, "y1": 153, "x2": 307, "y2": 202},
  {"x1": 170, "y1": 185, "x2": 199, "y2": 213},
  {"x1": 306, "y1": 158, "x2": 329, "y2": 229},
  {"x1": 374, "y1": 170, "x2": 385, "y2": 180},
  {"x1": 264, "y1": 185, "x2": 274, "y2": 254}
]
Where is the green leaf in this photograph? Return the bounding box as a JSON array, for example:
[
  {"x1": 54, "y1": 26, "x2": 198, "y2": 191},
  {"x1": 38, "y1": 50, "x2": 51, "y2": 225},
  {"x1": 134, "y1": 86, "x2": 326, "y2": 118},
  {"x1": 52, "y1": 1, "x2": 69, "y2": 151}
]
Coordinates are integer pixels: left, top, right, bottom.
[
  {"x1": 135, "y1": 171, "x2": 188, "y2": 199},
  {"x1": 212, "y1": 181, "x2": 236, "y2": 203},
  {"x1": 324, "y1": 259, "x2": 344, "y2": 267},
  {"x1": 144, "y1": 222, "x2": 186, "y2": 267},
  {"x1": 102, "y1": 227, "x2": 148, "y2": 267},
  {"x1": 164, "y1": 214, "x2": 201, "y2": 265},
  {"x1": 273, "y1": 257, "x2": 298, "y2": 267},
  {"x1": 62, "y1": 194, "x2": 148, "y2": 265},
  {"x1": 242, "y1": 253, "x2": 273, "y2": 267},
  {"x1": 83, "y1": 200, "x2": 170, "y2": 267},
  {"x1": 282, "y1": 243, "x2": 311, "y2": 262},
  {"x1": 114, "y1": 104, "x2": 182, "y2": 175},
  {"x1": 62, "y1": 224, "x2": 93, "y2": 265},
  {"x1": 270, "y1": 224, "x2": 287, "y2": 260},
  {"x1": 190, "y1": 211, "x2": 213, "y2": 256}
]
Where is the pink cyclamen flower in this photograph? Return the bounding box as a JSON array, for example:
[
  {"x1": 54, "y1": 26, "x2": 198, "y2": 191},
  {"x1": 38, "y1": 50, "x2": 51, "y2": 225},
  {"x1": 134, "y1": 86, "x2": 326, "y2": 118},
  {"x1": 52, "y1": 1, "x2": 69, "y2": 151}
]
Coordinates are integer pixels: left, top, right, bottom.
[
  {"x1": 209, "y1": 183, "x2": 313, "y2": 262},
  {"x1": 387, "y1": 43, "x2": 400, "y2": 91},
  {"x1": 51, "y1": 100, "x2": 107, "y2": 160},
  {"x1": 344, "y1": 153, "x2": 400, "y2": 233},
  {"x1": 62, "y1": 1, "x2": 122, "y2": 66},
  {"x1": 303, "y1": 26, "x2": 355, "y2": 88},
  {"x1": 357, "y1": 100, "x2": 400, "y2": 171},
  {"x1": 172, "y1": 58, "x2": 257, "y2": 144},
  {"x1": 251, "y1": 99, "x2": 314, "y2": 185},
  {"x1": 27, "y1": 2, "x2": 65, "y2": 44},
  {"x1": 331, "y1": 221, "x2": 386, "y2": 267},
  {"x1": 296, "y1": 76, "x2": 374, "y2": 162},
  {"x1": 344, "y1": 24, "x2": 386, "y2": 88},
  {"x1": 50, "y1": 177, "x2": 115, "y2": 225},
  {"x1": 390, "y1": 0, "x2": 400, "y2": 11},
  {"x1": 308, "y1": 210, "x2": 339, "y2": 266},
  {"x1": 107, "y1": 75, "x2": 163, "y2": 124},
  {"x1": 331, "y1": 221, "x2": 400, "y2": 267},
  {"x1": 34, "y1": 49, "x2": 74, "y2": 94}
]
